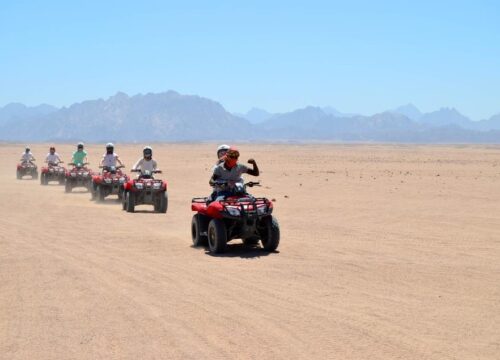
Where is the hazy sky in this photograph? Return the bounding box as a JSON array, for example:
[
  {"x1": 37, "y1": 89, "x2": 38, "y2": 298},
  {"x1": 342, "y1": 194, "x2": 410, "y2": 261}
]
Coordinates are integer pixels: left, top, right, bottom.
[{"x1": 1, "y1": 1, "x2": 499, "y2": 119}]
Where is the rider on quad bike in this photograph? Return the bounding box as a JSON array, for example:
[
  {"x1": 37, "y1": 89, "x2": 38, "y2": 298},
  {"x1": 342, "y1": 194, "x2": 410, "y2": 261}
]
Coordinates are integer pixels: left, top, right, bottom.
[
  {"x1": 132, "y1": 146, "x2": 158, "y2": 176},
  {"x1": 65, "y1": 143, "x2": 93, "y2": 192},
  {"x1": 100, "y1": 143, "x2": 124, "y2": 169},
  {"x1": 91, "y1": 143, "x2": 127, "y2": 201},
  {"x1": 72, "y1": 142, "x2": 88, "y2": 165},
  {"x1": 213, "y1": 144, "x2": 230, "y2": 170},
  {"x1": 209, "y1": 147, "x2": 259, "y2": 200},
  {"x1": 123, "y1": 146, "x2": 167, "y2": 213},
  {"x1": 17, "y1": 146, "x2": 38, "y2": 179},
  {"x1": 192, "y1": 147, "x2": 279, "y2": 253},
  {"x1": 45, "y1": 146, "x2": 63, "y2": 165},
  {"x1": 207, "y1": 144, "x2": 231, "y2": 201},
  {"x1": 21, "y1": 147, "x2": 36, "y2": 164},
  {"x1": 40, "y1": 146, "x2": 65, "y2": 185}
]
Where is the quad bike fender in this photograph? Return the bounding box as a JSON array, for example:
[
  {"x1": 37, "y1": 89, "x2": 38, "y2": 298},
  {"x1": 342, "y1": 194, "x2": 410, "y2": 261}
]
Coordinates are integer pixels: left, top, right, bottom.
[
  {"x1": 206, "y1": 202, "x2": 224, "y2": 219},
  {"x1": 192, "y1": 202, "x2": 207, "y2": 213},
  {"x1": 123, "y1": 180, "x2": 134, "y2": 191}
]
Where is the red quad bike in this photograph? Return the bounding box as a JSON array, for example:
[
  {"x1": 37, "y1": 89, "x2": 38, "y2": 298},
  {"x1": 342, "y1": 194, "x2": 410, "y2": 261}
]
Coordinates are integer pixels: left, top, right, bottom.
[
  {"x1": 122, "y1": 169, "x2": 168, "y2": 213},
  {"x1": 40, "y1": 161, "x2": 66, "y2": 185},
  {"x1": 91, "y1": 165, "x2": 129, "y2": 202},
  {"x1": 65, "y1": 162, "x2": 93, "y2": 193},
  {"x1": 191, "y1": 180, "x2": 280, "y2": 254},
  {"x1": 16, "y1": 161, "x2": 38, "y2": 180}
]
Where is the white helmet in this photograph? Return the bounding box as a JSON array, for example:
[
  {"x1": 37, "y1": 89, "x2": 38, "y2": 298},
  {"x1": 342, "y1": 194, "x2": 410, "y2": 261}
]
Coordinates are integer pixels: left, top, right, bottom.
[
  {"x1": 106, "y1": 143, "x2": 114, "y2": 153},
  {"x1": 216, "y1": 144, "x2": 230, "y2": 158},
  {"x1": 143, "y1": 146, "x2": 153, "y2": 158},
  {"x1": 77, "y1": 142, "x2": 84, "y2": 149}
]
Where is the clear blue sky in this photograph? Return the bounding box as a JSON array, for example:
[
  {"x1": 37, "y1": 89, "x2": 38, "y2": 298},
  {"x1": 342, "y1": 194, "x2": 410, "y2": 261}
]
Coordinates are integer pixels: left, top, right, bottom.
[{"x1": 1, "y1": 0, "x2": 499, "y2": 119}]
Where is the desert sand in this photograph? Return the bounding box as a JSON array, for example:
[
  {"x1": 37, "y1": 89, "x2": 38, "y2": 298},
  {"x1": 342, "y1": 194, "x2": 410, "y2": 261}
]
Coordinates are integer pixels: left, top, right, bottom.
[{"x1": 1, "y1": 143, "x2": 499, "y2": 359}]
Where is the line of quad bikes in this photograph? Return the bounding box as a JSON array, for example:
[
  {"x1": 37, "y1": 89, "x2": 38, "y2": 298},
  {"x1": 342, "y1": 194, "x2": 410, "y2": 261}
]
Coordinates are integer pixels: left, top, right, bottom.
[{"x1": 16, "y1": 160, "x2": 280, "y2": 254}]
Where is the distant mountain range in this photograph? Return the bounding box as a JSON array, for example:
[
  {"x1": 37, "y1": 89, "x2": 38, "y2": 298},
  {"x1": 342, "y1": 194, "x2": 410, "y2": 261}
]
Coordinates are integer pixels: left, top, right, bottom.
[{"x1": 1, "y1": 92, "x2": 500, "y2": 143}]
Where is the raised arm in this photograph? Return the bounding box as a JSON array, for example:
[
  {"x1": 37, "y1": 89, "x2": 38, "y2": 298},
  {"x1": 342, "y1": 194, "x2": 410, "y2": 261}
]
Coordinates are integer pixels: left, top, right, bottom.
[{"x1": 246, "y1": 159, "x2": 259, "y2": 176}]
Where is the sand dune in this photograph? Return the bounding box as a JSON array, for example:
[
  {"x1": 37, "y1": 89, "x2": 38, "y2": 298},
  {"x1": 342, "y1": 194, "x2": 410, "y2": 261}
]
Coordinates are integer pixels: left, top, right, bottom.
[{"x1": 1, "y1": 143, "x2": 499, "y2": 359}]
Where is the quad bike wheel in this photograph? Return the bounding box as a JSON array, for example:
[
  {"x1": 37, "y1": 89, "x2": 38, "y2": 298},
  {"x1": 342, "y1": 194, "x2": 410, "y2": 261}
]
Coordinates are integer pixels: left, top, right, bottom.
[
  {"x1": 158, "y1": 192, "x2": 168, "y2": 213},
  {"x1": 16, "y1": 170, "x2": 21, "y2": 180},
  {"x1": 96, "y1": 185, "x2": 105, "y2": 202},
  {"x1": 65, "y1": 181, "x2": 72, "y2": 193},
  {"x1": 191, "y1": 214, "x2": 209, "y2": 247},
  {"x1": 260, "y1": 216, "x2": 280, "y2": 252},
  {"x1": 90, "y1": 184, "x2": 97, "y2": 200},
  {"x1": 208, "y1": 219, "x2": 227, "y2": 254},
  {"x1": 122, "y1": 191, "x2": 127, "y2": 210},
  {"x1": 126, "y1": 191, "x2": 135, "y2": 213}
]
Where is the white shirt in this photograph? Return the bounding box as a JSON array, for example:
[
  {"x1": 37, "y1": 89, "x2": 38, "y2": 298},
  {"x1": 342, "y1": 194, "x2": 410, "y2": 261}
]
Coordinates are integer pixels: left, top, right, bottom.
[
  {"x1": 133, "y1": 158, "x2": 157, "y2": 172},
  {"x1": 102, "y1": 153, "x2": 119, "y2": 167},
  {"x1": 46, "y1": 153, "x2": 61, "y2": 164},
  {"x1": 21, "y1": 152, "x2": 34, "y2": 162}
]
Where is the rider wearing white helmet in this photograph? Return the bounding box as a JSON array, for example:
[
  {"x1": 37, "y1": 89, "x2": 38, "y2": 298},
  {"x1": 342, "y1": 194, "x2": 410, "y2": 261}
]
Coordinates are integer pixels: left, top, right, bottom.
[
  {"x1": 216, "y1": 144, "x2": 230, "y2": 160},
  {"x1": 213, "y1": 144, "x2": 230, "y2": 170},
  {"x1": 132, "y1": 146, "x2": 158, "y2": 173},
  {"x1": 207, "y1": 144, "x2": 231, "y2": 200},
  {"x1": 101, "y1": 143, "x2": 124, "y2": 168}
]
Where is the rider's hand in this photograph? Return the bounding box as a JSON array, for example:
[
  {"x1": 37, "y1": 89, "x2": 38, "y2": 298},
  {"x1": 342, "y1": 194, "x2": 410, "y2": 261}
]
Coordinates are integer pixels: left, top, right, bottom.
[{"x1": 248, "y1": 159, "x2": 256, "y2": 165}]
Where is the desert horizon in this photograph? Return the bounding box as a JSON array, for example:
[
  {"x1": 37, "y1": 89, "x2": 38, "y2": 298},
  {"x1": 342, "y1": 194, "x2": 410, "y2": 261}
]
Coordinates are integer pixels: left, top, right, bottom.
[{"x1": 1, "y1": 143, "x2": 499, "y2": 359}]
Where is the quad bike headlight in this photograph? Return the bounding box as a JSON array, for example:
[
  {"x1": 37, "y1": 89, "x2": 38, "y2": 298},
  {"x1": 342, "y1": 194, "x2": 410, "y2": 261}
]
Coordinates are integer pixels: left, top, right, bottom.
[
  {"x1": 226, "y1": 207, "x2": 241, "y2": 217},
  {"x1": 135, "y1": 183, "x2": 144, "y2": 189},
  {"x1": 104, "y1": 178, "x2": 112, "y2": 183},
  {"x1": 119, "y1": 177, "x2": 125, "y2": 183},
  {"x1": 153, "y1": 182, "x2": 162, "y2": 189},
  {"x1": 71, "y1": 173, "x2": 77, "y2": 177},
  {"x1": 83, "y1": 172, "x2": 89, "y2": 176}
]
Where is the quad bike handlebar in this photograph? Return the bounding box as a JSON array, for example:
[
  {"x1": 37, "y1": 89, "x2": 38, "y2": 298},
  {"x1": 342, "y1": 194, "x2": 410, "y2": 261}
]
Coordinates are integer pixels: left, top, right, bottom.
[
  {"x1": 131, "y1": 169, "x2": 162, "y2": 173},
  {"x1": 99, "y1": 165, "x2": 125, "y2": 169},
  {"x1": 246, "y1": 181, "x2": 261, "y2": 187},
  {"x1": 213, "y1": 180, "x2": 260, "y2": 187},
  {"x1": 68, "y1": 162, "x2": 89, "y2": 166}
]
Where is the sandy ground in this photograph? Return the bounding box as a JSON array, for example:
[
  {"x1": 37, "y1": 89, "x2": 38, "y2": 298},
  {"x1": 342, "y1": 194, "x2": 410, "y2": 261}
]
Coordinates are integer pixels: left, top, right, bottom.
[{"x1": 1, "y1": 143, "x2": 499, "y2": 359}]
